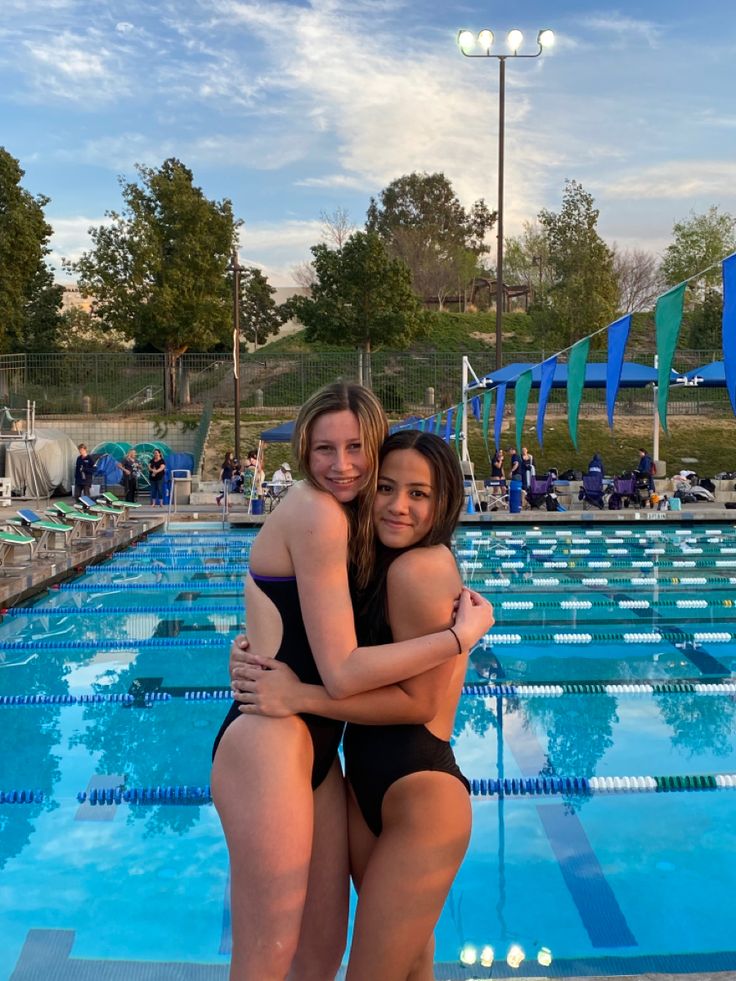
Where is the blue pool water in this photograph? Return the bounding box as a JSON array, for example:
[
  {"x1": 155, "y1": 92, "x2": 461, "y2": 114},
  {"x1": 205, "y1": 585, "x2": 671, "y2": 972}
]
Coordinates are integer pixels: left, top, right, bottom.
[{"x1": 2, "y1": 521, "x2": 736, "y2": 978}]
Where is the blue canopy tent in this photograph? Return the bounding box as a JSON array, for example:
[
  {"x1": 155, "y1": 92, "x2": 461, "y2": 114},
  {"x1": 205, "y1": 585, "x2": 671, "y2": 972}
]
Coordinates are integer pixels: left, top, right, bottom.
[
  {"x1": 468, "y1": 361, "x2": 679, "y2": 390},
  {"x1": 684, "y1": 361, "x2": 726, "y2": 386},
  {"x1": 259, "y1": 420, "x2": 296, "y2": 442}
]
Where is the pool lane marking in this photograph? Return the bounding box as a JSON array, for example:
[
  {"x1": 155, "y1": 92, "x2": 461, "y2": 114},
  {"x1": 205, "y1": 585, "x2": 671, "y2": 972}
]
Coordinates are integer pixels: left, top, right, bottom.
[
  {"x1": 537, "y1": 804, "x2": 637, "y2": 948},
  {"x1": 502, "y1": 710, "x2": 638, "y2": 950},
  {"x1": 74, "y1": 774, "x2": 124, "y2": 822}
]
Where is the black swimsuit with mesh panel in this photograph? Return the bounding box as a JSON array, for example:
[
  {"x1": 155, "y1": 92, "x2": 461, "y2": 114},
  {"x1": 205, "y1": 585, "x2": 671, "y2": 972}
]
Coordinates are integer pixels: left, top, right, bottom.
[
  {"x1": 344, "y1": 588, "x2": 470, "y2": 837},
  {"x1": 212, "y1": 573, "x2": 344, "y2": 790}
]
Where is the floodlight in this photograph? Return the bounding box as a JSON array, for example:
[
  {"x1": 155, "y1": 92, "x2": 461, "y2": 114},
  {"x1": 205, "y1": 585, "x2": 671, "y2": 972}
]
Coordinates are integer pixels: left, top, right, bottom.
[{"x1": 507, "y1": 29, "x2": 523, "y2": 52}]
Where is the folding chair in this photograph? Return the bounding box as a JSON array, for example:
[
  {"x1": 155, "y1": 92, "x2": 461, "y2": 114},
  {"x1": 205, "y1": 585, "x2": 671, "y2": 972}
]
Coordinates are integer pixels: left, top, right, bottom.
[
  {"x1": 483, "y1": 479, "x2": 509, "y2": 512},
  {"x1": 579, "y1": 474, "x2": 605, "y2": 510},
  {"x1": 612, "y1": 476, "x2": 639, "y2": 508},
  {"x1": 527, "y1": 474, "x2": 555, "y2": 509},
  {"x1": 9, "y1": 508, "x2": 76, "y2": 554}
]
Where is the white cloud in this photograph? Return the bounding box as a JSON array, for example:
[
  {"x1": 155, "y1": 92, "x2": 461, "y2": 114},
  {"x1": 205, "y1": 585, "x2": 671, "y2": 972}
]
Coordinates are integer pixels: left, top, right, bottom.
[
  {"x1": 602, "y1": 161, "x2": 736, "y2": 199},
  {"x1": 47, "y1": 215, "x2": 111, "y2": 276},
  {"x1": 581, "y1": 13, "x2": 662, "y2": 48}
]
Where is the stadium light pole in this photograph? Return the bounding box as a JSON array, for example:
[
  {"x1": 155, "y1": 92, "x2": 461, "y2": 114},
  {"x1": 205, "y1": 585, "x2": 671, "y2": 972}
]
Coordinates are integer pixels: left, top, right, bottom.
[
  {"x1": 229, "y1": 249, "x2": 244, "y2": 461},
  {"x1": 457, "y1": 28, "x2": 554, "y2": 370}
]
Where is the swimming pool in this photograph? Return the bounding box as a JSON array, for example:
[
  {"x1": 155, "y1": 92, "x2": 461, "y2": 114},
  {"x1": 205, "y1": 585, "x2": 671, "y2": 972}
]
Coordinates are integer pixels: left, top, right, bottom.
[{"x1": 2, "y1": 521, "x2": 735, "y2": 978}]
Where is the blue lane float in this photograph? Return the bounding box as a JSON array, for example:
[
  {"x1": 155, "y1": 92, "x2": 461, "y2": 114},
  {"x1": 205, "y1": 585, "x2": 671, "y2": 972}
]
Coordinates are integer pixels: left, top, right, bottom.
[
  {"x1": 76, "y1": 785, "x2": 212, "y2": 805},
  {"x1": 0, "y1": 789, "x2": 44, "y2": 804},
  {"x1": 5, "y1": 604, "x2": 245, "y2": 616},
  {"x1": 0, "y1": 636, "x2": 233, "y2": 651}
]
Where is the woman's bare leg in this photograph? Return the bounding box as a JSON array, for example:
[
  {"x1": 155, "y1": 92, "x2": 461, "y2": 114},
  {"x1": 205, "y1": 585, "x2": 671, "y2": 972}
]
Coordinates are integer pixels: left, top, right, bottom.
[
  {"x1": 211, "y1": 713, "x2": 314, "y2": 981},
  {"x1": 288, "y1": 759, "x2": 350, "y2": 980},
  {"x1": 345, "y1": 772, "x2": 471, "y2": 981}
]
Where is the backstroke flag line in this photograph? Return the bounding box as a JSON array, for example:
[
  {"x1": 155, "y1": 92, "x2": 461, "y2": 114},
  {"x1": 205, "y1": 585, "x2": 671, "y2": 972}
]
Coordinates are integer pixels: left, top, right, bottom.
[
  {"x1": 655, "y1": 282, "x2": 687, "y2": 432},
  {"x1": 567, "y1": 338, "x2": 590, "y2": 450},
  {"x1": 514, "y1": 370, "x2": 533, "y2": 453},
  {"x1": 723, "y1": 254, "x2": 736, "y2": 417},
  {"x1": 536, "y1": 357, "x2": 557, "y2": 448},
  {"x1": 606, "y1": 314, "x2": 632, "y2": 429}
]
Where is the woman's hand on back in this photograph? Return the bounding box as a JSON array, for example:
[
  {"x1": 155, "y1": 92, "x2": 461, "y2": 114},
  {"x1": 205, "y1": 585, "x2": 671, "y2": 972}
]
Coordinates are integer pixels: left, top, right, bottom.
[
  {"x1": 234, "y1": 658, "x2": 303, "y2": 717},
  {"x1": 452, "y1": 588, "x2": 494, "y2": 652},
  {"x1": 229, "y1": 633, "x2": 251, "y2": 691}
]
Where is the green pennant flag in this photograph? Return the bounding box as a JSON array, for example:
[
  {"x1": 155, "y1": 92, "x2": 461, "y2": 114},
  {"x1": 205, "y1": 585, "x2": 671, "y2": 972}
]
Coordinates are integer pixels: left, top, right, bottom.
[
  {"x1": 454, "y1": 401, "x2": 464, "y2": 449},
  {"x1": 514, "y1": 370, "x2": 533, "y2": 452},
  {"x1": 656, "y1": 282, "x2": 687, "y2": 433},
  {"x1": 482, "y1": 390, "x2": 493, "y2": 446},
  {"x1": 567, "y1": 338, "x2": 590, "y2": 450}
]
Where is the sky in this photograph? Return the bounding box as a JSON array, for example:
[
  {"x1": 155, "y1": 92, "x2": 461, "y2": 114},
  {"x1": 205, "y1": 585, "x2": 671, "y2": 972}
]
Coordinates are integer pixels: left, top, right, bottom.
[{"x1": 3, "y1": 0, "x2": 736, "y2": 286}]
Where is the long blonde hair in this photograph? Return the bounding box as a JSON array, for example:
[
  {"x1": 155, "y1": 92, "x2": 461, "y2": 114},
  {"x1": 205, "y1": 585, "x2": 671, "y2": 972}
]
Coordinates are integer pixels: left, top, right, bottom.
[{"x1": 293, "y1": 382, "x2": 388, "y2": 589}]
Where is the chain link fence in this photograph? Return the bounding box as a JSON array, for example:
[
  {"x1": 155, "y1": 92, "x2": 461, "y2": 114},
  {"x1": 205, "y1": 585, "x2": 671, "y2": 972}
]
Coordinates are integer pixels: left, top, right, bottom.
[{"x1": 0, "y1": 349, "x2": 727, "y2": 418}]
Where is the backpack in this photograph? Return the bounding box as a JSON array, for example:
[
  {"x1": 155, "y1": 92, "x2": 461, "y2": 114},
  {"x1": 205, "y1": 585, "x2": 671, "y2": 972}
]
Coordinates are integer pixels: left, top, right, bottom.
[{"x1": 608, "y1": 492, "x2": 622, "y2": 510}]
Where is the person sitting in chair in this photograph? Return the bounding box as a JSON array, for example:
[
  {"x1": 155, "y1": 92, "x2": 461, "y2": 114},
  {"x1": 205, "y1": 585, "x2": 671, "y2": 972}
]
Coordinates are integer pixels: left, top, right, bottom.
[
  {"x1": 271, "y1": 462, "x2": 293, "y2": 493},
  {"x1": 635, "y1": 448, "x2": 655, "y2": 493}
]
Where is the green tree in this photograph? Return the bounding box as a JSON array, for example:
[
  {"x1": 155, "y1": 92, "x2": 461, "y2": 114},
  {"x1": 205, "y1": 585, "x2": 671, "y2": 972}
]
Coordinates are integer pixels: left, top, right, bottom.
[
  {"x1": 661, "y1": 205, "x2": 736, "y2": 294},
  {"x1": 237, "y1": 266, "x2": 287, "y2": 348},
  {"x1": 366, "y1": 172, "x2": 496, "y2": 305},
  {"x1": 290, "y1": 231, "x2": 421, "y2": 387},
  {"x1": 538, "y1": 179, "x2": 619, "y2": 346},
  {"x1": 0, "y1": 147, "x2": 61, "y2": 352},
  {"x1": 661, "y1": 206, "x2": 736, "y2": 347},
  {"x1": 503, "y1": 220, "x2": 552, "y2": 302},
  {"x1": 70, "y1": 158, "x2": 238, "y2": 407},
  {"x1": 17, "y1": 261, "x2": 64, "y2": 351}
]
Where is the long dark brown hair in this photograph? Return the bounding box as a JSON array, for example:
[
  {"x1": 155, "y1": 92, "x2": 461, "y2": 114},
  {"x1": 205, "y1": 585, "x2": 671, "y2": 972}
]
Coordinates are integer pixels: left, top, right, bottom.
[{"x1": 355, "y1": 430, "x2": 464, "y2": 643}]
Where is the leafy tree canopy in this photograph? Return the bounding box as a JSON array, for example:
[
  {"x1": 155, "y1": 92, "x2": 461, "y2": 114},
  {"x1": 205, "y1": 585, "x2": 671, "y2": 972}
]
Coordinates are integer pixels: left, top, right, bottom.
[
  {"x1": 69, "y1": 158, "x2": 238, "y2": 405},
  {"x1": 366, "y1": 172, "x2": 496, "y2": 302},
  {"x1": 237, "y1": 266, "x2": 287, "y2": 347},
  {"x1": 538, "y1": 179, "x2": 619, "y2": 346},
  {"x1": 290, "y1": 231, "x2": 421, "y2": 358},
  {"x1": 0, "y1": 147, "x2": 61, "y2": 352},
  {"x1": 661, "y1": 205, "x2": 736, "y2": 294}
]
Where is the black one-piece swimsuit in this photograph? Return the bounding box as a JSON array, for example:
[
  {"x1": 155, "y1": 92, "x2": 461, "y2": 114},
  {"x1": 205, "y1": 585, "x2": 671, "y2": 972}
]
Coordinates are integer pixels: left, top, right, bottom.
[
  {"x1": 344, "y1": 616, "x2": 470, "y2": 837},
  {"x1": 212, "y1": 574, "x2": 344, "y2": 790}
]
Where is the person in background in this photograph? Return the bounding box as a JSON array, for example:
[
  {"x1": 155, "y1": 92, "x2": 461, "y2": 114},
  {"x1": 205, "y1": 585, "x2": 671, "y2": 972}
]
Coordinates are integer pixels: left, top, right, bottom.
[
  {"x1": 508, "y1": 447, "x2": 520, "y2": 482},
  {"x1": 148, "y1": 449, "x2": 166, "y2": 507},
  {"x1": 520, "y1": 446, "x2": 535, "y2": 492},
  {"x1": 74, "y1": 444, "x2": 95, "y2": 500},
  {"x1": 635, "y1": 447, "x2": 655, "y2": 492},
  {"x1": 271, "y1": 461, "x2": 293, "y2": 491},
  {"x1": 491, "y1": 448, "x2": 505, "y2": 479},
  {"x1": 217, "y1": 451, "x2": 235, "y2": 506},
  {"x1": 120, "y1": 449, "x2": 141, "y2": 503},
  {"x1": 243, "y1": 449, "x2": 265, "y2": 500},
  {"x1": 587, "y1": 453, "x2": 604, "y2": 477}
]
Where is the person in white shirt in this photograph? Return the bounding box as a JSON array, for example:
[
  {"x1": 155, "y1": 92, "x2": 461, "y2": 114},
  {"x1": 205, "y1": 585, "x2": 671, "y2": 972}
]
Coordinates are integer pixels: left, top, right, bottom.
[{"x1": 271, "y1": 462, "x2": 293, "y2": 489}]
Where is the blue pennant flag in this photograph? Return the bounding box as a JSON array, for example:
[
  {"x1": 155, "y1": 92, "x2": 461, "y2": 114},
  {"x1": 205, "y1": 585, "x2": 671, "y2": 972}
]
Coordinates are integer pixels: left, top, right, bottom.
[
  {"x1": 471, "y1": 396, "x2": 481, "y2": 421},
  {"x1": 606, "y1": 314, "x2": 632, "y2": 428},
  {"x1": 724, "y1": 254, "x2": 736, "y2": 417},
  {"x1": 493, "y1": 383, "x2": 507, "y2": 450},
  {"x1": 536, "y1": 357, "x2": 557, "y2": 447},
  {"x1": 444, "y1": 407, "x2": 454, "y2": 443}
]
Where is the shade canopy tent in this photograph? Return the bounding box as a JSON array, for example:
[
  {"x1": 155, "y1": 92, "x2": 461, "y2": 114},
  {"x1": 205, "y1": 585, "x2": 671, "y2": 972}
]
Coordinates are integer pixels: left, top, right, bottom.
[
  {"x1": 684, "y1": 361, "x2": 726, "y2": 386},
  {"x1": 259, "y1": 421, "x2": 296, "y2": 443},
  {"x1": 468, "y1": 361, "x2": 680, "y2": 391}
]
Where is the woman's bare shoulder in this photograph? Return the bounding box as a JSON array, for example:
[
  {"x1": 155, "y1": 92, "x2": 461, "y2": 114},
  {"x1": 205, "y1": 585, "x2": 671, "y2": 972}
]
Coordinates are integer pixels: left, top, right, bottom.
[
  {"x1": 276, "y1": 482, "x2": 349, "y2": 534},
  {"x1": 387, "y1": 545, "x2": 460, "y2": 590}
]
